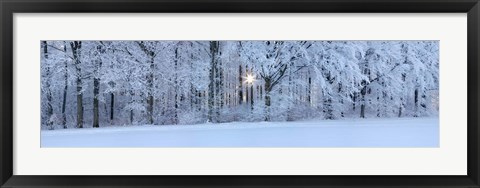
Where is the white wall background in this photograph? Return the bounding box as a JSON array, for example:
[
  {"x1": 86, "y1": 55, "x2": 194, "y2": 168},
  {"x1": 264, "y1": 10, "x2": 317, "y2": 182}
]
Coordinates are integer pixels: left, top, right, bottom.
[{"x1": 14, "y1": 13, "x2": 467, "y2": 175}]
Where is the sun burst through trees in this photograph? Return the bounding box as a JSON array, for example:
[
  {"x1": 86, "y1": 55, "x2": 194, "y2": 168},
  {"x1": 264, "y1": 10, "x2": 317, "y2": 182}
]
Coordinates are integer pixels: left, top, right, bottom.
[
  {"x1": 245, "y1": 74, "x2": 255, "y2": 84},
  {"x1": 40, "y1": 40, "x2": 439, "y2": 129}
]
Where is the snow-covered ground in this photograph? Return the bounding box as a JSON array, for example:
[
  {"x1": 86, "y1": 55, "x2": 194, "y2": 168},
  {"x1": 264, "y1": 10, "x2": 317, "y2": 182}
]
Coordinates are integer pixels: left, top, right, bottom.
[{"x1": 41, "y1": 117, "x2": 439, "y2": 147}]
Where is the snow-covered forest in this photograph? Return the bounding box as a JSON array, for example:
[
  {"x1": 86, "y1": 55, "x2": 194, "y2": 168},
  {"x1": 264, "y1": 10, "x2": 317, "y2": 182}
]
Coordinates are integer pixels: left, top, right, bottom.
[{"x1": 40, "y1": 41, "x2": 439, "y2": 130}]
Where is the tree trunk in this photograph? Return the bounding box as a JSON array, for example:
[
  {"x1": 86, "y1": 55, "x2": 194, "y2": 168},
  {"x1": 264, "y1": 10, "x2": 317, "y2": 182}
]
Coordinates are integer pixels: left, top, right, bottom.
[
  {"x1": 147, "y1": 55, "x2": 154, "y2": 125},
  {"x1": 218, "y1": 54, "x2": 224, "y2": 111},
  {"x1": 359, "y1": 64, "x2": 369, "y2": 119},
  {"x1": 360, "y1": 102, "x2": 365, "y2": 118},
  {"x1": 264, "y1": 78, "x2": 271, "y2": 121},
  {"x1": 208, "y1": 41, "x2": 219, "y2": 123},
  {"x1": 259, "y1": 85, "x2": 263, "y2": 98},
  {"x1": 398, "y1": 98, "x2": 403, "y2": 117},
  {"x1": 61, "y1": 76, "x2": 68, "y2": 128},
  {"x1": 136, "y1": 42, "x2": 156, "y2": 125},
  {"x1": 174, "y1": 46, "x2": 179, "y2": 124},
  {"x1": 245, "y1": 65, "x2": 249, "y2": 105},
  {"x1": 130, "y1": 110, "x2": 134, "y2": 124},
  {"x1": 70, "y1": 41, "x2": 83, "y2": 128},
  {"x1": 238, "y1": 65, "x2": 243, "y2": 105},
  {"x1": 110, "y1": 93, "x2": 114, "y2": 123},
  {"x1": 250, "y1": 84, "x2": 254, "y2": 110},
  {"x1": 414, "y1": 88, "x2": 419, "y2": 117},
  {"x1": 360, "y1": 86, "x2": 367, "y2": 118},
  {"x1": 76, "y1": 77, "x2": 83, "y2": 128},
  {"x1": 190, "y1": 85, "x2": 195, "y2": 109},
  {"x1": 352, "y1": 92, "x2": 357, "y2": 111},
  {"x1": 198, "y1": 91, "x2": 202, "y2": 111},
  {"x1": 323, "y1": 72, "x2": 334, "y2": 119},
  {"x1": 146, "y1": 94, "x2": 153, "y2": 124},
  {"x1": 129, "y1": 90, "x2": 135, "y2": 124},
  {"x1": 250, "y1": 67, "x2": 254, "y2": 110},
  {"x1": 421, "y1": 91, "x2": 427, "y2": 114},
  {"x1": 93, "y1": 45, "x2": 103, "y2": 128},
  {"x1": 323, "y1": 96, "x2": 333, "y2": 119},
  {"x1": 256, "y1": 85, "x2": 260, "y2": 101},
  {"x1": 307, "y1": 77, "x2": 312, "y2": 105},
  {"x1": 42, "y1": 41, "x2": 54, "y2": 129},
  {"x1": 61, "y1": 43, "x2": 68, "y2": 129},
  {"x1": 93, "y1": 77, "x2": 100, "y2": 128}
]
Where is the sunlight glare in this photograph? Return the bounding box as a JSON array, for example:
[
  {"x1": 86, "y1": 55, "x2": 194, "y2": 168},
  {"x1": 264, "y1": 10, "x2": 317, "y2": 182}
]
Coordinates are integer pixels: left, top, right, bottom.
[{"x1": 246, "y1": 74, "x2": 255, "y2": 84}]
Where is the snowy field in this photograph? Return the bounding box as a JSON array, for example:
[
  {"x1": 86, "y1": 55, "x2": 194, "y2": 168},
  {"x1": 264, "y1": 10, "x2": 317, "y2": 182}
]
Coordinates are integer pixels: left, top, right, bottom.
[{"x1": 41, "y1": 117, "x2": 439, "y2": 147}]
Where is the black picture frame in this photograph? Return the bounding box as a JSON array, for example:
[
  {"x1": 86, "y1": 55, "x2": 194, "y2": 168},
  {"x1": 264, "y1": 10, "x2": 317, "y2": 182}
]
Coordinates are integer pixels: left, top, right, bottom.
[{"x1": 1, "y1": 0, "x2": 479, "y2": 187}]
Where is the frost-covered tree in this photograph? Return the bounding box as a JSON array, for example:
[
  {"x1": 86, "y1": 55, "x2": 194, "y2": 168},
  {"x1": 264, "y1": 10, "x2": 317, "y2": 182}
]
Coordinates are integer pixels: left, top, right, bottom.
[
  {"x1": 239, "y1": 41, "x2": 312, "y2": 120},
  {"x1": 40, "y1": 41, "x2": 54, "y2": 129},
  {"x1": 307, "y1": 41, "x2": 367, "y2": 119},
  {"x1": 68, "y1": 41, "x2": 85, "y2": 128},
  {"x1": 41, "y1": 40, "x2": 439, "y2": 129}
]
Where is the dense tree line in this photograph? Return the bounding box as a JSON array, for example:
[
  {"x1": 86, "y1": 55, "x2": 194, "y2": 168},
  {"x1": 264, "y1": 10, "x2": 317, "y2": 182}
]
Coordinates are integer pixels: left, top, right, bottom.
[{"x1": 41, "y1": 41, "x2": 439, "y2": 129}]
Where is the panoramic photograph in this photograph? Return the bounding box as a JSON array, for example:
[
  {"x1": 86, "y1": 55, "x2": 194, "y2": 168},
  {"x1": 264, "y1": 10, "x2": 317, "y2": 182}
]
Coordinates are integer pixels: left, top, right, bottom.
[{"x1": 40, "y1": 40, "x2": 439, "y2": 147}]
